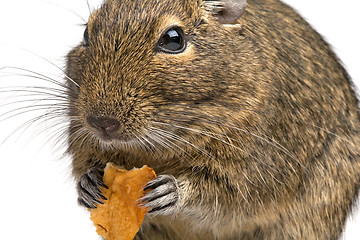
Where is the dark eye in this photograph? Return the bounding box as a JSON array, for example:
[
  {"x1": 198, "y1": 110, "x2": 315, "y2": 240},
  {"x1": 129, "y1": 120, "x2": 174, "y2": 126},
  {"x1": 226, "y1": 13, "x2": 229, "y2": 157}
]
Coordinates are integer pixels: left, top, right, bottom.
[
  {"x1": 158, "y1": 27, "x2": 186, "y2": 54},
  {"x1": 83, "y1": 26, "x2": 89, "y2": 46}
]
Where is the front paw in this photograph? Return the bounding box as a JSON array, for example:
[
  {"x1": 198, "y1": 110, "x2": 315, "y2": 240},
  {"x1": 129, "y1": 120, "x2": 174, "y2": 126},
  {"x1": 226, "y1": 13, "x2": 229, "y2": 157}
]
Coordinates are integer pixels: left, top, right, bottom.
[
  {"x1": 141, "y1": 175, "x2": 179, "y2": 215},
  {"x1": 77, "y1": 169, "x2": 107, "y2": 209}
]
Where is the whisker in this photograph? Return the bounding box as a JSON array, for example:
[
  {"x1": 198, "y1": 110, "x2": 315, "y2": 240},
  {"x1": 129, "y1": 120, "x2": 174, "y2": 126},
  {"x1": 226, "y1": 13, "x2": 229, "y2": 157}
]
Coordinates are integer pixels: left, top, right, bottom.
[
  {"x1": 79, "y1": 131, "x2": 93, "y2": 150},
  {"x1": 0, "y1": 92, "x2": 68, "y2": 103},
  {"x1": 21, "y1": 115, "x2": 69, "y2": 147},
  {"x1": 1, "y1": 110, "x2": 67, "y2": 145},
  {"x1": 149, "y1": 126, "x2": 214, "y2": 162},
  {"x1": 148, "y1": 127, "x2": 202, "y2": 166},
  {"x1": 0, "y1": 45, "x2": 80, "y2": 88},
  {"x1": 151, "y1": 121, "x2": 276, "y2": 170},
  {"x1": 155, "y1": 112, "x2": 305, "y2": 173},
  {"x1": 0, "y1": 83, "x2": 73, "y2": 96},
  {"x1": 44, "y1": 123, "x2": 71, "y2": 147},
  {"x1": 0, "y1": 66, "x2": 77, "y2": 91},
  {"x1": 86, "y1": 0, "x2": 92, "y2": 16},
  {"x1": 151, "y1": 127, "x2": 198, "y2": 161},
  {"x1": 0, "y1": 98, "x2": 70, "y2": 111},
  {"x1": 40, "y1": 0, "x2": 87, "y2": 24},
  {"x1": 0, "y1": 104, "x2": 68, "y2": 122},
  {"x1": 130, "y1": 130, "x2": 150, "y2": 152},
  {"x1": 159, "y1": 111, "x2": 295, "y2": 160},
  {"x1": 135, "y1": 129, "x2": 157, "y2": 154},
  {"x1": 162, "y1": 101, "x2": 269, "y2": 114},
  {"x1": 305, "y1": 122, "x2": 352, "y2": 145},
  {"x1": 69, "y1": 126, "x2": 92, "y2": 150},
  {"x1": 149, "y1": 127, "x2": 186, "y2": 151},
  {"x1": 152, "y1": 121, "x2": 303, "y2": 185},
  {"x1": 147, "y1": 129, "x2": 176, "y2": 154}
]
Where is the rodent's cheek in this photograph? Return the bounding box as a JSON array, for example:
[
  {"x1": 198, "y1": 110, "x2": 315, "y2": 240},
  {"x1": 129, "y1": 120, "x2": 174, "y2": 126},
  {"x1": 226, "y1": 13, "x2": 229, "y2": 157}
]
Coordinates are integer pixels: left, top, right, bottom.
[{"x1": 154, "y1": 44, "x2": 195, "y2": 63}]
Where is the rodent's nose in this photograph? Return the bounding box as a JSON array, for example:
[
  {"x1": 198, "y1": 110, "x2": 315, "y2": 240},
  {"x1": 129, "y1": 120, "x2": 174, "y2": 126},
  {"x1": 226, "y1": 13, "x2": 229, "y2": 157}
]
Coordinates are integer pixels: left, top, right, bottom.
[{"x1": 86, "y1": 116, "x2": 120, "y2": 134}]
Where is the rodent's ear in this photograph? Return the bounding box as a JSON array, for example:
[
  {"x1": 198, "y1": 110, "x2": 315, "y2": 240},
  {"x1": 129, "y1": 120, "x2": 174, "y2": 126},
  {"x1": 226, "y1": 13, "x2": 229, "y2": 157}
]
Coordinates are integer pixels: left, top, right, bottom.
[{"x1": 204, "y1": 0, "x2": 247, "y2": 24}]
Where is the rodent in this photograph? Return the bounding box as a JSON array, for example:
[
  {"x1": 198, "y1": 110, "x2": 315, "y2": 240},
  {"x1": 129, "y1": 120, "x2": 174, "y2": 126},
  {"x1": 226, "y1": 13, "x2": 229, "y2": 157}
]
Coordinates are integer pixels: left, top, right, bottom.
[{"x1": 64, "y1": 0, "x2": 360, "y2": 239}]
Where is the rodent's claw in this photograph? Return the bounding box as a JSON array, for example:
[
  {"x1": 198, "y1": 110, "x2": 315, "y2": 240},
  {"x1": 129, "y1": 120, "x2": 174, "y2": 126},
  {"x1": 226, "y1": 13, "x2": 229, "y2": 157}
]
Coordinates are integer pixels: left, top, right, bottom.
[
  {"x1": 141, "y1": 175, "x2": 179, "y2": 216},
  {"x1": 77, "y1": 169, "x2": 107, "y2": 209}
]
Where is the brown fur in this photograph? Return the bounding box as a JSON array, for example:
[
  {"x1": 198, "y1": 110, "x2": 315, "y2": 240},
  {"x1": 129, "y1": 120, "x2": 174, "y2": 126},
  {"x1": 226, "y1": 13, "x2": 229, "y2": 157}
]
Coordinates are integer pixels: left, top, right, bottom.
[{"x1": 65, "y1": 0, "x2": 360, "y2": 239}]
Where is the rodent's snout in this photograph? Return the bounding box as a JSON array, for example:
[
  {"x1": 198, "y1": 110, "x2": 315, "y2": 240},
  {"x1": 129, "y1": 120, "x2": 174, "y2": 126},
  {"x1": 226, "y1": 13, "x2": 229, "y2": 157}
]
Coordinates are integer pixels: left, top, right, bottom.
[{"x1": 86, "y1": 115, "x2": 121, "y2": 140}]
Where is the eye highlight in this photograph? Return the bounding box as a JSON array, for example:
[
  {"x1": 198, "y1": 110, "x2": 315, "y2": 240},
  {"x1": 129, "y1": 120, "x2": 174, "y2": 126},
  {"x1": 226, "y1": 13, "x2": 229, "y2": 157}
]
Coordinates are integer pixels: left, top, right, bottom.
[{"x1": 157, "y1": 26, "x2": 186, "y2": 54}]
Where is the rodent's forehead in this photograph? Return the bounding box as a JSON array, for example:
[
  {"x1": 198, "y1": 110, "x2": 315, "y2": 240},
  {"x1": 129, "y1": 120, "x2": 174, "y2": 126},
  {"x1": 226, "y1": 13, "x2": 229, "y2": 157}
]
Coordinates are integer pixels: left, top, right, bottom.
[{"x1": 88, "y1": 0, "x2": 201, "y2": 30}]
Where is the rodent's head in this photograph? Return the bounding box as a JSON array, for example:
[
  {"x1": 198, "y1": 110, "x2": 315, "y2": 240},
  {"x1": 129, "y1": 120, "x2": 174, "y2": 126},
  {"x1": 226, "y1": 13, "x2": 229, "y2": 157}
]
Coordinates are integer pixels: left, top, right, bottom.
[{"x1": 66, "y1": 0, "x2": 265, "y2": 155}]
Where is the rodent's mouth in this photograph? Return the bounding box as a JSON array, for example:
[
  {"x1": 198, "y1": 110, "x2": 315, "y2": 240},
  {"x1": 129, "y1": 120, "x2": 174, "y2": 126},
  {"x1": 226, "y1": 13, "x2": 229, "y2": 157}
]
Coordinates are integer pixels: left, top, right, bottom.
[{"x1": 94, "y1": 130, "x2": 136, "y2": 144}]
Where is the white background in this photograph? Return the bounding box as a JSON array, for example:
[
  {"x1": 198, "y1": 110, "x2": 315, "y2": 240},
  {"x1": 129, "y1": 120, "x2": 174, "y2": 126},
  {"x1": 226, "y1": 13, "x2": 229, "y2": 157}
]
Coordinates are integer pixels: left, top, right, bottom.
[{"x1": 0, "y1": 0, "x2": 359, "y2": 239}]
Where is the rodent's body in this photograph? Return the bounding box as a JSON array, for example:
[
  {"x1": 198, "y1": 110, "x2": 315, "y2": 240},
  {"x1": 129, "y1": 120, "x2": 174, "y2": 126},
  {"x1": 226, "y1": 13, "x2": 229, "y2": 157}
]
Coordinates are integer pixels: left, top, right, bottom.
[{"x1": 65, "y1": 0, "x2": 360, "y2": 239}]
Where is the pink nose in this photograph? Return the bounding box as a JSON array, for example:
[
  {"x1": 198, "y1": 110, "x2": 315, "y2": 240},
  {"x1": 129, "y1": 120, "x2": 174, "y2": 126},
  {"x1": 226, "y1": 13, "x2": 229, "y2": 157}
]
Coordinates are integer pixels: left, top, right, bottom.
[{"x1": 86, "y1": 116, "x2": 120, "y2": 134}]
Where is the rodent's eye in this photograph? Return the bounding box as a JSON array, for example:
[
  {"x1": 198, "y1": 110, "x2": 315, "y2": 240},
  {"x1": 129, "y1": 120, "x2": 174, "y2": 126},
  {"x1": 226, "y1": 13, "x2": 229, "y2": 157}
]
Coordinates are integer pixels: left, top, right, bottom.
[
  {"x1": 157, "y1": 27, "x2": 186, "y2": 54},
  {"x1": 83, "y1": 26, "x2": 89, "y2": 46}
]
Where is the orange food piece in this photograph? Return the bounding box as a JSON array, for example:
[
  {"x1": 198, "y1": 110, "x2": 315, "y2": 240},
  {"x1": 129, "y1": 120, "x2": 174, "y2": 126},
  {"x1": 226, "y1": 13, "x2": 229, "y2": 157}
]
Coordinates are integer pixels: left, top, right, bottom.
[{"x1": 90, "y1": 163, "x2": 157, "y2": 240}]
